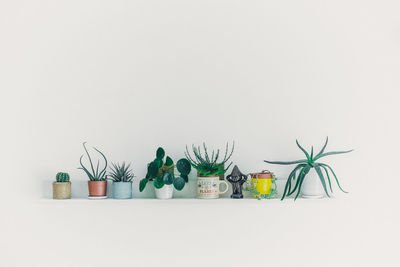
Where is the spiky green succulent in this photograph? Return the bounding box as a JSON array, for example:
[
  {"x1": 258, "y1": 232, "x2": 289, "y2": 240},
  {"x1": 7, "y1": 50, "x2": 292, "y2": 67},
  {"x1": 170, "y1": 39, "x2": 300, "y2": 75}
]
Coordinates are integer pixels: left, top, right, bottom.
[
  {"x1": 108, "y1": 162, "x2": 134, "y2": 182},
  {"x1": 56, "y1": 172, "x2": 70, "y2": 182},
  {"x1": 264, "y1": 137, "x2": 352, "y2": 200},
  {"x1": 139, "y1": 147, "x2": 191, "y2": 192},
  {"x1": 78, "y1": 142, "x2": 108, "y2": 181},
  {"x1": 185, "y1": 142, "x2": 234, "y2": 176}
]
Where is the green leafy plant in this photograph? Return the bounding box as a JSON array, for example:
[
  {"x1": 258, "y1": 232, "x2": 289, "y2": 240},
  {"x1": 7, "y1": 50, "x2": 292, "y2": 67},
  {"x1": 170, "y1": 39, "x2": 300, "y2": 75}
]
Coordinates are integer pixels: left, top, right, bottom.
[
  {"x1": 139, "y1": 147, "x2": 191, "y2": 192},
  {"x1": 78, "y1": 142, "x2": 108, "y2": 181},
  {"x1": 185, "y1": 142, "x2": 234, "y2": 176},
  {"x1": 264, "y1": 137, "x2": 352, "y2": 200},
  {"x1": 108, "y1": 162, "x2": 134, "y2": 182},
  {"x1": 56, "y1": 172, "x2": 70, "y2": 183}
]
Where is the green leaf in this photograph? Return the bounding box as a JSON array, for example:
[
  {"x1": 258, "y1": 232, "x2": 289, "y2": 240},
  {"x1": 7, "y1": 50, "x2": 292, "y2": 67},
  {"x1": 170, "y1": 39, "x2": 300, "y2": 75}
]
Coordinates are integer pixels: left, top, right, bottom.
[
  {"x1": 288, "y1": 166, "x2": 309, "y2": 196},
  {"x1": 154, "y1": 158, "x2": 163, "y2": 168},
  {"x1": 281, "y1": 164, "x2": 306, "y2": 200},
  {"x1": 139, "y1": 178, "x2": 148, "y2": 192},
  {"x1": 314, "y1": 150, "x2": 353, "y2": 161},
  {"x1": 294, "y1": 175, "x2": 305, "y2": 200},
  {"x1": 314, "y1": 164, "x2": 330, "y2": 197},
  {"x1": 156, "y1": 147, "x2": 165, "y2": 159},
  {"x1": 296, "y1": 140, "x2": 310, "y2": 162},
  {"x1": 173, "y1": 177, "x2": 186, "y2": 191},
  {"x1": 176, "y1": 158, "x2": 191, "y2": 175},
  {"x1": 264, "y1": 159, "x2": 307, "y2": 165},
  {"x1": 181, "y1": 174, "x2": 189, "y2": 183},
  {"x1": 162, "y1": 172, "x2": 174, "y2": 185},
  {"x1": 165, "y1": 156, "x2": 173, "y2": 166},
  {"x1": 319, "y1": 163, "x2": 348, "y2": 193},
  {"x1": 315, "y1": 137, "x2": 329, "y2": 158},
  {"x1": 93, "y1": 146, "x2": 108, "y2": 180},
  {"x1": 321, "y1": 165, "x2": 333, "y2": 192},
  {"x1": 153, "y1": 177, "x2": 164, "y2": 189},
  {"x1": 147, "y1": 162, "x2": 159, "y2": 178}
]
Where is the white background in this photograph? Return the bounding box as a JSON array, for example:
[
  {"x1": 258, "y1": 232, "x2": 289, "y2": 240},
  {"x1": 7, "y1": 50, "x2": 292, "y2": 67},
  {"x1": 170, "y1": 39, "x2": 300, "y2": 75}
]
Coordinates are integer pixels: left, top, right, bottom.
[{"x1": 1, "y1": 0, "x2": 399, "y2": 266}]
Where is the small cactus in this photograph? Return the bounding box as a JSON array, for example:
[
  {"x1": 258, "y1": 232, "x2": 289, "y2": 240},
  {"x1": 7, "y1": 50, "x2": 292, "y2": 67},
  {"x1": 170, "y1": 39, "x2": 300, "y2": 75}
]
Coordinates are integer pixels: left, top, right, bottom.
[{"x1": 56, "y1": 172, "x2": 70, "y2": 183}]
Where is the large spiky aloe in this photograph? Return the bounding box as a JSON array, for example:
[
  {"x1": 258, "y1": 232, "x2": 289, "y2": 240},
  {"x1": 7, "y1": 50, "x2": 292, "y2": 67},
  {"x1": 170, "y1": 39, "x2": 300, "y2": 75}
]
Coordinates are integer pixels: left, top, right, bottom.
[
  {"x1": 78, "y1": 142, "x2": 108, "y2": 181},
  {"x1": 264, "y1": 137, "x2": 352, "y2": 200},
  {"x1": 185, "y1": 142, "x2": 234, "y2": 176}
]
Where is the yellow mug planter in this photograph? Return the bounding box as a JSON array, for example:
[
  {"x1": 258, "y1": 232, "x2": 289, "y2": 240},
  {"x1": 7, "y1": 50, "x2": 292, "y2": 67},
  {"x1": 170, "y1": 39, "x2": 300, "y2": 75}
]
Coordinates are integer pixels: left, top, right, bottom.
[{"x1": 248, "y1": 171, "x2": 277, "y2": 199}]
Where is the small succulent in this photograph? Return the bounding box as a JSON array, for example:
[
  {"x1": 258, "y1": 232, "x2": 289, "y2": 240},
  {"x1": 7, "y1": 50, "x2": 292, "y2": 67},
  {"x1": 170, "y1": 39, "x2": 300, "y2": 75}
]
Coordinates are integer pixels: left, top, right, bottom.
[
  {"x1": 108, "y1": 162, "x2": 134, "y2": 182},
  {"x1": 139, "y1": 147, "x2": 191, "y2": 192},
  {"x1": 185, "y1": 142, "x2": 234, "y2": 176},
  {"x1": 56, "y1": 172, "x2": 70, "y2": 183},
  {"x1": 78, "y1": 142, "x2": 108, "y2": 181},
  {"x1": 264, "y1": 137, "x2": 352, "y2": 200}
]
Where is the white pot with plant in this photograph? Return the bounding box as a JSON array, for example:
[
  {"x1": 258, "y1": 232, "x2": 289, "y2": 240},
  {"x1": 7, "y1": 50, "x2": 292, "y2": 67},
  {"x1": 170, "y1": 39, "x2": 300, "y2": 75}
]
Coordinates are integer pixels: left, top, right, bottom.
[
  {"x1": 264, "y1": 137, "x2": 352, "y2": 200},
  {"x1": 139, "y1": 147, "x2": 191, "y2": 199}
]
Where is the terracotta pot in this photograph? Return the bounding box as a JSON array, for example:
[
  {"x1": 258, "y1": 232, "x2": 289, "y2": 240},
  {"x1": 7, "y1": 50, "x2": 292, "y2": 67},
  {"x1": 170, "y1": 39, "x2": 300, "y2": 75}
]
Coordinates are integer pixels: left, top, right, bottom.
[
  {"x1": 53, "y1": 182, "x2": 71, "y2": 199},
  {"x1": 88, "y1": 181, "x2": 107, "y2": 197}
]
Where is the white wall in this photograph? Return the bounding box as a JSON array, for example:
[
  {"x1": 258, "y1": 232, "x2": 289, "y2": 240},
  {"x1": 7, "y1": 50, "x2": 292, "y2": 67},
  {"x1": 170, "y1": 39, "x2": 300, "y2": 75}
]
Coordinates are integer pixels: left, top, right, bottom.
[{"x1": 1, "y1": 0, "x2": 399, "y2": 266}]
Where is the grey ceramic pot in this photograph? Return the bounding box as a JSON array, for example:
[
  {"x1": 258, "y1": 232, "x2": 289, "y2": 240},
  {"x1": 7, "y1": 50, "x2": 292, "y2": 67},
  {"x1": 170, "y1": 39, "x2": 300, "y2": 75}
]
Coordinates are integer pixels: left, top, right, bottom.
[{"x1": 112, "y1": 181, "x2": 132, "y2": 199}]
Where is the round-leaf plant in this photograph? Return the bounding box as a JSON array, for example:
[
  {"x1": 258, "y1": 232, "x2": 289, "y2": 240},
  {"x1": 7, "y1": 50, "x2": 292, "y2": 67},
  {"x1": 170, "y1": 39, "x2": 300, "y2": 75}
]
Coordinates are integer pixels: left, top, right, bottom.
[
  {"x1": 139, "y1": 147, "x2": 191, "y2": 192},
  {"x1": 264, "y1": 137, "x2": 353, "y2": 200}
]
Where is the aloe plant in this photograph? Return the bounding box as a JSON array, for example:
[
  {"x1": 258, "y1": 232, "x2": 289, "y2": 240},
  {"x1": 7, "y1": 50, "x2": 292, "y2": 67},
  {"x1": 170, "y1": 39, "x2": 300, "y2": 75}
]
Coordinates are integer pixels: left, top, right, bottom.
[
  {"x1": 56, "y1": 172, "x2": 70, "y2": 183},
  {"x1": 139, "y1": 147, "x2": 191, "y2": 192},
  {"x1": 185, "y1": 142, "x2": 234, "y2": 176},
  {"x1": 108, "y1": 162, "x2": 134, "y2": 182},
  {"x1": 264, "y1": 137, "x2": 352, "y2": 200},
  {"x1": 78, "y1": 142, "x2": 108, "y2": 181}
]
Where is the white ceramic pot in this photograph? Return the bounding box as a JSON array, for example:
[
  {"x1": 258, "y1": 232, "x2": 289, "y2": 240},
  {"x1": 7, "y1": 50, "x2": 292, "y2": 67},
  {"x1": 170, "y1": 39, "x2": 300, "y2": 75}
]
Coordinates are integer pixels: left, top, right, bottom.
[
  {"x1": 197, "y1": 175, "x2": 229, "y2": 199},
  {"x1": 300, "y1": 169, "x2": 325, "y2": 198},
  {"x1": 155, "y1": 184, "x2": 174, "y2": 199}
]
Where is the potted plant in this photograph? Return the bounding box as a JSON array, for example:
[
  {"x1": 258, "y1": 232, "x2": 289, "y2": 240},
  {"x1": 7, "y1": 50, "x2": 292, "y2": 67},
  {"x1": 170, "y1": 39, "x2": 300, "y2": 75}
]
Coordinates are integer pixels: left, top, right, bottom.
[
  {"x1": 139, "y1": 147, "x2": 191, "y2": 199},
  {"x1": 78, "y1": 142, "x2": 108, "y2": 199},
  {"x1": 264, "y1": 137, "x2": 352, "y2": 200},
  {"x1": 109, "y1": 162, "x2": 134, "y2": 199},
  {"x1": 185, "y1": 142, "x2": 234, "y2": 199},
  {"x1": 52, "y1": 172, "x2": 71, "y2": 199}
]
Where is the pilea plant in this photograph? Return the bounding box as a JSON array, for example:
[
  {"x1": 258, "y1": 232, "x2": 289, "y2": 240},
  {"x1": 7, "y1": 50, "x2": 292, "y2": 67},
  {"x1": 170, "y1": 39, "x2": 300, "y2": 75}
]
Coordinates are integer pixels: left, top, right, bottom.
[
  {"x1": 139, "y1": 147, "x2": 191, "y2": 192},
  {"x1": 108, "y1": 162, "x2": 134, "y2": 182},
  {"x1": 56, "y1": 172, "x2": 70, "y2": 183},
  {"x1": 264, "y1": 137, "x2": 352, "y2": 200},
  {"x1": 79, "y1": 142, "x2": 108, "y2": 181},
  {"x1": 185, "y1": 142, "x2": 235, "y2": 176}
]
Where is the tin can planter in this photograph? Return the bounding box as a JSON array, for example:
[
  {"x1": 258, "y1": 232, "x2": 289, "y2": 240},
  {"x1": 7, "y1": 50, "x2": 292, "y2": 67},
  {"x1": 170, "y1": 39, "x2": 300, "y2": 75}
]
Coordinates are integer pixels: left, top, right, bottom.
[
  {"x1": 88, "y1": 180, "x2": 107, "y2": 199},
  {"x1": 155, "y1": 184, "x2": 174, "y2": 199},
  {"x1": 300, "y1": 169, "x2": 325, "y2": 198},
  {"x1": 112, "y1": 181, "x2": 132, "y2": 199},
  {"x1": 249, "y1": 171, "x2": 277, "y2": 199},
  {"x1": 197, "y1": 175, "x2": 229, "y2": 199},
  {"x1": 53, "y1": 182, "x2": 71, "y2": 199}
]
